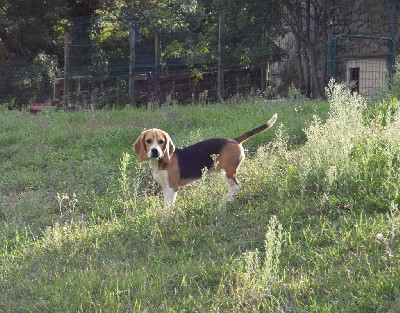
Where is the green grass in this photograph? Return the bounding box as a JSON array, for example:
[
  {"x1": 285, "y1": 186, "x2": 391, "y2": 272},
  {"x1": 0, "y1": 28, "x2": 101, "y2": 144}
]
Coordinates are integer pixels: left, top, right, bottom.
[{"x1": 1, "y1": 92, "x2": 399, "y2": 312}]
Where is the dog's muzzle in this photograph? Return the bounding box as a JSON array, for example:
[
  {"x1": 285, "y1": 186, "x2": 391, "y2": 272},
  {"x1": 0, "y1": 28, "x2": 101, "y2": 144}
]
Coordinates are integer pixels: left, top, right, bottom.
[{"x1": 150, "y1": 148, "x2": 161, "y2": 159}]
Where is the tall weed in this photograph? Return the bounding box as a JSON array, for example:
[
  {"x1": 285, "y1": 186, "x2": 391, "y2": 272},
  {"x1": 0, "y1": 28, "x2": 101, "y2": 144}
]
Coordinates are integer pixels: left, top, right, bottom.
[
  {"x1": 298, "y1": 81, "x2": 367, "y2": 195},
  {"x1": 214, "y1": 216, "x2": 284, "y2": 312}
]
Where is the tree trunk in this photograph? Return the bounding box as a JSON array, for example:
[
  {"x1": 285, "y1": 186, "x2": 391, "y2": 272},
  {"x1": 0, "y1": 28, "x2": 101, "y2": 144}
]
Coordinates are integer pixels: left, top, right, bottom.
[
  {"x1": 308, "y1": 43, "x2": 324, "y2": 98},
  {"x1": 302, "y1": 45, "x2": 311, "y2": 97},
  {"x1": 294, "y1": 35, "x2": 305, "y2": 92},
  {"x1": 305, "y1": 0, "x2": 323, "y2": 99}
]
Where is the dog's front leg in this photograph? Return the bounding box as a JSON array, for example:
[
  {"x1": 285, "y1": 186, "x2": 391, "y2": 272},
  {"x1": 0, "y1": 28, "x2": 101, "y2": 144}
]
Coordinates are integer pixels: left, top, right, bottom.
[{"x1": 163, "y1": 187, "x2": 177, "y2": 208}]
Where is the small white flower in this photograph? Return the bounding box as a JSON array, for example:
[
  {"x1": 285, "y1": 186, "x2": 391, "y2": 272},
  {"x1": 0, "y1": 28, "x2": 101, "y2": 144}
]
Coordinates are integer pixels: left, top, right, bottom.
[{"x1": 376, "y1": 233, "x2": 384, "y2": 240}]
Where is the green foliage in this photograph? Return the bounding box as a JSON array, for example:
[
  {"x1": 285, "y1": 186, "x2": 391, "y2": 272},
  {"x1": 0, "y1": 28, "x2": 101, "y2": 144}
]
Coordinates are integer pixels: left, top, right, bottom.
[
  {"x1": 0, "y1": 53, "x2": 59, "y2": 107},
  {"x1": 0, "y1": 0, "x2": 68, "y2": 60}
]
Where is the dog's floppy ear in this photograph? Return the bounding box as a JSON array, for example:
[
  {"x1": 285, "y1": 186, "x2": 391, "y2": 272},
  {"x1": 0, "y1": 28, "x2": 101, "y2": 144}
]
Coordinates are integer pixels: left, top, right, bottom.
[
  {"x1": 133, "y1": 131, "x2": 147, "y2": 162},
  {"x1": 162, "y1": 131, "x2": 175, "y2": 163}
]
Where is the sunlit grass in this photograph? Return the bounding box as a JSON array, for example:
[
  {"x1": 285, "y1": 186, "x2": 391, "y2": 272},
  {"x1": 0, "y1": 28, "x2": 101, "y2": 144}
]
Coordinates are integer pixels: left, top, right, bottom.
[{"x1": 1, "y1": 88, "x2": 399, "y2": 312}]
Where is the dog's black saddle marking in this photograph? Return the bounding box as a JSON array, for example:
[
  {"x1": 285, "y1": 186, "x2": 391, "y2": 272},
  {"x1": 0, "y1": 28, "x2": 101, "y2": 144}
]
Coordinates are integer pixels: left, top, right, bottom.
[{"x1": 175, "y1": 138, "x2": 235, "y2": 179}]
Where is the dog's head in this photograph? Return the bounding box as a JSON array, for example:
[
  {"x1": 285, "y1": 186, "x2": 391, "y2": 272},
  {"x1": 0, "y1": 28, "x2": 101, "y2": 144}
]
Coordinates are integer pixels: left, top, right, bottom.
[{"x1": 133, "y1": 128, "x2": 175, "y2": 163}]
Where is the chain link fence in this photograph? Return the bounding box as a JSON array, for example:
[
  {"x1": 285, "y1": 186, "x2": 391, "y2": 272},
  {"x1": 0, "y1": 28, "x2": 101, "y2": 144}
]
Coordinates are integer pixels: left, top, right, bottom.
[
  {"x1": 60, "y1": 8, "x2": 285, "y2": 108},
  {"x1": 0, "y1": 2, "x2": 397, "y2": 108},
  {"x1": 327, "y1": 34, "x2": 396, "y2": 98},
  {"x1": 0, "y1": 4, "x2": 287, "y2": 109},
  {"x1": 0, "y1": 57, "x2": 56, "y2": 108}
]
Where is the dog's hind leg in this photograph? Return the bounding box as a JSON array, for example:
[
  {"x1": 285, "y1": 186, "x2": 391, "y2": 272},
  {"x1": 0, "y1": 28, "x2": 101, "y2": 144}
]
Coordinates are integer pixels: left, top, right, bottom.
[
  {"x1": 163, "y1": 187, "x2": 177, "y2": 208},
  {"x1": 226, "y1": 176, "x2": 242, "y2": 201}
]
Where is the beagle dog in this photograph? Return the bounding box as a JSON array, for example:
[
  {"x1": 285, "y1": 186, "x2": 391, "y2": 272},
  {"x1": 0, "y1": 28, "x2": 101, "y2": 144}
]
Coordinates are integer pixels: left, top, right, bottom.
[{"x1": 133, "y1": 113, "x2": 277, "y2": 207}]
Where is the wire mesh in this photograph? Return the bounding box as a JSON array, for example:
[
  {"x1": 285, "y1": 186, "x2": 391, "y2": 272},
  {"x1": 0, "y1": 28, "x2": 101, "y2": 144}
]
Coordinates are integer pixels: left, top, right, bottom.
[
  {"x1": 0, "y1": 2, "x2": 397, "y2": 108},
  {"x1": 327, "y1": 35, "x2": 395, "y2": 98},
  {"x1": 0, "y1": 3, "x2": 287, "y2": 108}
]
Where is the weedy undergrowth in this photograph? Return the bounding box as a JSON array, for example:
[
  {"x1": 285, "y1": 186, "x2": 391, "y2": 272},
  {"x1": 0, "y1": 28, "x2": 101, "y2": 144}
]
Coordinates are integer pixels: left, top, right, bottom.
[
  {"x1": 250, "y1": 80, "x2": 400, "y2": 212},
  {"x1": 214, "y1": 216, "x2": 284, "y2": 312}
]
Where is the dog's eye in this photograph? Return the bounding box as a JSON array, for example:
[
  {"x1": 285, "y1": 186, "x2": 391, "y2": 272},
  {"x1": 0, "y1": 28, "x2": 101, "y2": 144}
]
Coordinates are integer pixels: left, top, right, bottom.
[
  {"x1": 145, "y1": 139, "x2": 152, "y2": 144},
  {"x1": 158, "y1": 139, "x2": 165, "y2": 145}
]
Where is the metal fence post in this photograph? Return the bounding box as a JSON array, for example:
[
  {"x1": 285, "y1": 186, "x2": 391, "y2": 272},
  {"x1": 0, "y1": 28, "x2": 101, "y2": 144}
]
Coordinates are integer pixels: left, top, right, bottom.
[
  {"x1": 63, "y1": 32, "x2": 70, "y2": 108},
  {"x1": 385, "y1": 0, "x2": 396, "y2": 88},
  {"x1": 154, "y1": 32, "x2": 161, "y2": 106},
  {"x1": 217, "y1": 11, "x2": 224, "y2": 101},
  {"x1": 388, "y1": 37, "x2": 396, "y2": 88},
  {"x1": 129, "y1": 23, "x2": 136, "y2": 106}
]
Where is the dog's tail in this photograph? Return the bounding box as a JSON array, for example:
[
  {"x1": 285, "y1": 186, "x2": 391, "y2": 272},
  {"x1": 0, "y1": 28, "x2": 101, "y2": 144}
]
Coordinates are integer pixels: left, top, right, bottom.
[{"x1": 234, "y1": 113, "x2": 277, "y2": 144}]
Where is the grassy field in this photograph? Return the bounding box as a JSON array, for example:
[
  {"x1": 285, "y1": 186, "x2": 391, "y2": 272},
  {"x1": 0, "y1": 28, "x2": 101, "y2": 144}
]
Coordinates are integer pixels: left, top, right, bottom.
[{"x1": 1, "y1": 85, "x2": 399, "y2": 312}]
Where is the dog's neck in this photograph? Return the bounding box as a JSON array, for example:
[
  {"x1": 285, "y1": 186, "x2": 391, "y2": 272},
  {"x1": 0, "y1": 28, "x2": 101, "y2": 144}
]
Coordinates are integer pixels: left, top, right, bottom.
[{"x1": 149, "y1": 158, "x2": 166, "y2": 172}]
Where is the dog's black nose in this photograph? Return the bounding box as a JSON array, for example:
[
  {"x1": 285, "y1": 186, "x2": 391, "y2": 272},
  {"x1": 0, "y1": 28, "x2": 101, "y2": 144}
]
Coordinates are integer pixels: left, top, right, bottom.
[{"x1": 151, "y1": 148, "x2": 159, "y2": 158}]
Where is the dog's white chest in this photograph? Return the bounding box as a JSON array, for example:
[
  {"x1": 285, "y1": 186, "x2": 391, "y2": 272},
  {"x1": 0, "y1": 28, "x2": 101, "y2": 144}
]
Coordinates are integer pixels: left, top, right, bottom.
[
  {"x1": 149, "y1": 159, "x2": 169, "y2": 188},
  {"x1": 152, "y1": 169, "x2": 169, "y2": 188},
  {"x1": 149, "y1": 159, "x2": 177, "y2": 207}
]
